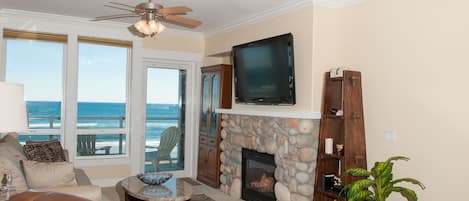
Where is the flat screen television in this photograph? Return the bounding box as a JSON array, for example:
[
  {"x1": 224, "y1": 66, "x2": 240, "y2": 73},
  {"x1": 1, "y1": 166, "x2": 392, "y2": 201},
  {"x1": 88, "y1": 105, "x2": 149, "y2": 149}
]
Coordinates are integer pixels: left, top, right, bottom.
[{"x1": 233, "y1": 33, "x2": 295, "y2": 105}]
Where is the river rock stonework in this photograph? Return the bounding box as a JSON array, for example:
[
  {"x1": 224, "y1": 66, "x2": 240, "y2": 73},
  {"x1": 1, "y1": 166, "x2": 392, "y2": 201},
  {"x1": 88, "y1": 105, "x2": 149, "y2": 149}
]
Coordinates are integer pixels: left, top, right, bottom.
[{"x1": 219, "y1": 114, "x2": 320, "y2": 201}]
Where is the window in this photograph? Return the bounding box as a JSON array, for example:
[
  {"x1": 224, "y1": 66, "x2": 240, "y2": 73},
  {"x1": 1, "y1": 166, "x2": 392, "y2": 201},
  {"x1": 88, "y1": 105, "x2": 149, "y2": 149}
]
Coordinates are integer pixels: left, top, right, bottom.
[
  {"x1": 4, "y1": 30, "x2": 66, "y2": 144},
  {"x1": 77, "y1": 37, "x2": 131, "y2": 157}
]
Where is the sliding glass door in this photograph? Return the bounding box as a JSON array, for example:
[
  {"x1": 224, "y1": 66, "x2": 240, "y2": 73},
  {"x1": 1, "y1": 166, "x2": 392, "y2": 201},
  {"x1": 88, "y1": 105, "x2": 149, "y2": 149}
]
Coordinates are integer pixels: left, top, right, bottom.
[{"x1": 145, "y1": 67, "x2": 187, "y2": 172}]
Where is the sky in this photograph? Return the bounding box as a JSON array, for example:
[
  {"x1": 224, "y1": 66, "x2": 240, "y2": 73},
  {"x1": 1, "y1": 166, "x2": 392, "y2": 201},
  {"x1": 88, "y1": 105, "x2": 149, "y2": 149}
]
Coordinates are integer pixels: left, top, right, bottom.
[{"x1": 6, "y1": 39, "x2": 180, "y2": 104}]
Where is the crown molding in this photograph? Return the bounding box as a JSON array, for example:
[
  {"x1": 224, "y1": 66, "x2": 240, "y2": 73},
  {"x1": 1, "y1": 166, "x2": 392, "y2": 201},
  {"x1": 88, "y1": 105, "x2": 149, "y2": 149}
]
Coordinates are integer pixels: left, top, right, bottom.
[
  {"x1": 313, "y1": 0, "x2": 366, "y2": 8},
  {"x1": 204, "y1": 0, "x2": 366, "y2": 37},
  {"x1": 204, "y1": 0, "x2": 314, "y2": 37},
  {"x1": 0, "y1": 9, "x2": 204, "y2": 39}
]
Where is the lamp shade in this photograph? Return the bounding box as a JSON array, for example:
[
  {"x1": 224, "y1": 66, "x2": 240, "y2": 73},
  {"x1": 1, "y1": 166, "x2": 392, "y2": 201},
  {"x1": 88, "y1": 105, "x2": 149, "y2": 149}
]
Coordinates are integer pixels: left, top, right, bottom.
[{"x1": 0, "y1": 82, "x2": 28, "y2": 133}]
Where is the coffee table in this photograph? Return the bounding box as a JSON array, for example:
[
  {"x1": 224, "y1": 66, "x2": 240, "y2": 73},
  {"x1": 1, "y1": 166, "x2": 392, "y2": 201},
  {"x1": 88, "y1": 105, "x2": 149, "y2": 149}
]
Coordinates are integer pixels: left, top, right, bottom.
[{"x1": 120, "y1": 176, "x2": 192, "y2": 201}]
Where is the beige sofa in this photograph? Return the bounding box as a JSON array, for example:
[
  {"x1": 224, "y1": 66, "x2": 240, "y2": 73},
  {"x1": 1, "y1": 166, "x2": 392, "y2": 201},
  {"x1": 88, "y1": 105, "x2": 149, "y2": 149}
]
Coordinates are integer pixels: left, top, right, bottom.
[{"x1": 0, "y1": 133, "x2": 102, "y2": 201}]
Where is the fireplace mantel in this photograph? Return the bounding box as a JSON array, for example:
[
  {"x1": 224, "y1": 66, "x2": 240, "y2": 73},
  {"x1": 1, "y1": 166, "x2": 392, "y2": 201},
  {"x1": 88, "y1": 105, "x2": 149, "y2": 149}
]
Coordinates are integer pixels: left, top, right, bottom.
[{"x1": 216, "y1": 108, "x2": 321, "y2": 119}]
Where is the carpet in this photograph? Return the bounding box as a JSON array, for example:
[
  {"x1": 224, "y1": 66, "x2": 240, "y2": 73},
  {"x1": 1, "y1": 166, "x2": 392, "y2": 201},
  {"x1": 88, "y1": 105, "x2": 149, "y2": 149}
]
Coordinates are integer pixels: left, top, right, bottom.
[{"x1": 181, "y1": 177, "x2": 202, "y2": 186}]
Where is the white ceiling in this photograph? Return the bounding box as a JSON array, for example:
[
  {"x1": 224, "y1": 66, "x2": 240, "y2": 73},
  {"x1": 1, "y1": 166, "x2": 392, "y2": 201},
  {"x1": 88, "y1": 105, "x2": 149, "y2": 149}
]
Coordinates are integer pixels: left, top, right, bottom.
[{"x1": 0, "y1": 0, "x2": 313, "y2": 33}]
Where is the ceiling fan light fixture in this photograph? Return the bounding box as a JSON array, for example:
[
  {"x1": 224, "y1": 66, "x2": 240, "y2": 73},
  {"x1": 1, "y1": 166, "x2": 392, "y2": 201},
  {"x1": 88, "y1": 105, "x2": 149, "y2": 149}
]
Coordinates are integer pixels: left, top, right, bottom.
[
  {"x1": 96, "y1": 1, "x2": 201, "y2": 38},
  {"x1": 133, "y1": 18, "x2": 165, "y2": 37},
  {"x1": 155, "y1": 21, "x2": 166, "y2": 33},
  {"x1": 134, "y1": 19, "x2": 147, "y2": 32}
]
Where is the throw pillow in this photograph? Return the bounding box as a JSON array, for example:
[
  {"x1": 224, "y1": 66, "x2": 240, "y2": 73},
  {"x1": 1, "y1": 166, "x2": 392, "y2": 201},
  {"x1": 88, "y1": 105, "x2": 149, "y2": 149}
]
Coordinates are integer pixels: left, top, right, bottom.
[
  {"x1": 0, "y1": 156, "x2": 28, "y2": 192},
  {"x1": 21, "y1": 160, "x2": 78, "y2": 189},
  {"x1": 23, "y1": 139, "x2": 66, "y2": 162}
]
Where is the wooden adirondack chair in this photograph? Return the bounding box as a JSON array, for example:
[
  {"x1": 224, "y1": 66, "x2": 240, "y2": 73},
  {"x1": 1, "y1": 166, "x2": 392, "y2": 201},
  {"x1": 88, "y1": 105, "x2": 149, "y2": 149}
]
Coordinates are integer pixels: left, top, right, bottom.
[
  {"x1": 77, "y1": 135, "x2": 112, "y2": 156},
  {"x1": 145, "y1": 126, "x2": 181, "y2": 171}
]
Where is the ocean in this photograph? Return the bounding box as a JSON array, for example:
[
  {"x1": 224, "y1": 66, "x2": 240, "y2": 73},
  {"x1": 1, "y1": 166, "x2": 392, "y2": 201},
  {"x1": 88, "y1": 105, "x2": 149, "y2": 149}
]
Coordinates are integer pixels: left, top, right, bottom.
[{"x1": 24, "y1": 101, "x2": 180, "y2": 154}]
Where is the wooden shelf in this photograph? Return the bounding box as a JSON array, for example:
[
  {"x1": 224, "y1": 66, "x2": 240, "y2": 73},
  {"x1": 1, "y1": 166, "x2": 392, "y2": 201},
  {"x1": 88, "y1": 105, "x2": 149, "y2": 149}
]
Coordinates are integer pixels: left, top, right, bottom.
[
  {"x1": 320, "y1": 190, "x2": 344, "y2": 199},
  {"x1": 320, "y1": 153, "x2": 344, "y2": 160},
  {"x1": 330, "y1": 77, "x2": 343, "y2": 81},
  {"x1": 323, "y1": 114, "x2": 344, "y2": 119},
  {"x1": 314, "y1": 71, "x2": 367, "y2": 201}
]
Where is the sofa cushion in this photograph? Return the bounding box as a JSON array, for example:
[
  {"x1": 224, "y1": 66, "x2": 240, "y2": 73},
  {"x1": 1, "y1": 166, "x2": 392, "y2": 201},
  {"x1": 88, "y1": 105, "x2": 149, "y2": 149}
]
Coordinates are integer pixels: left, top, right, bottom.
[
  {"x1": 0, "y1": 144, "x2": 26, "y2": 168},
  {"x1": 21, "y1": 160, "x2": 78, "y2": 189},
  {"x1": 23, "y1": 140, "x2": 66, "y2": 162},
  {"x1": 43, "y1": 185, "x2": 102, "y2": 201},
  {"x1": 0, "y1": 133, "x2": 24, "y2": 154},
  {"x1": 0, "y1": 133, "x2": 26, "y2": 168},
  {"x1": 0, "y1": 156, "x2": 28, "y2": 192}
]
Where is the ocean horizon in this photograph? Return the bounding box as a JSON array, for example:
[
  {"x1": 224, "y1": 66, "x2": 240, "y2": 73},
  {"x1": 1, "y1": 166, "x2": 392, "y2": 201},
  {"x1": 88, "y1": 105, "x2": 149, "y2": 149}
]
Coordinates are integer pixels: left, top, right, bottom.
[{"x1": 23, "y1": 101, "x2": 181, "y2": 154}]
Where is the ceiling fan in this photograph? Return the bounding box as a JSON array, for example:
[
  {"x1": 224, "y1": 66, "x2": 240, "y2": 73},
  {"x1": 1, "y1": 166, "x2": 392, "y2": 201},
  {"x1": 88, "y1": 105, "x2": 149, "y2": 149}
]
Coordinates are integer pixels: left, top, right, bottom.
[{"x1": 94, "y1": 0, "x2": 202, "y2": 37}]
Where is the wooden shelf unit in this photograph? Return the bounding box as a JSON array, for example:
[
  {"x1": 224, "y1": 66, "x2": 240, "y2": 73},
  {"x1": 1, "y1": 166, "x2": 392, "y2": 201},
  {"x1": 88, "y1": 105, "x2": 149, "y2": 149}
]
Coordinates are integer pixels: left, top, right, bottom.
[{"x1": 313, "y1": 70, "x2": 367, "y2": 201}]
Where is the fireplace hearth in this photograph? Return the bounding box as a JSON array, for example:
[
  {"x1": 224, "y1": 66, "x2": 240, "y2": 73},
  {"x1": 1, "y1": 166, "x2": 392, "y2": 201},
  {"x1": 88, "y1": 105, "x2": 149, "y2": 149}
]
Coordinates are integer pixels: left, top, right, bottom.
[{"x1": 242, "y1": 148, "x2": 276, "y2": 201}]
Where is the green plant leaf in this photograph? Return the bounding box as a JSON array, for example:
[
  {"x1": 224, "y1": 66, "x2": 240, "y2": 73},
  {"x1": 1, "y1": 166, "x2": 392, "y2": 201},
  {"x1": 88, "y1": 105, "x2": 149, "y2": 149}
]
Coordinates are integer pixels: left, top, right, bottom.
[
  {"x1": 386, "y1": 156, "x2": 410, "y2": 163},
  {"x1": 383, "y1": 187, "x2": 393, "y2": 198},
  {"x1": 392, "y1": 178, "x2": 426, "y2": 190},
  {"x1": 371, "y1": 161, "x2": 388, "y2": 177},
  {"x1": 348, "y1": 190, "x2": 375, "y2": 201},
  {"x1": 348, "y1": 179, "x2": 374, "y2": 199},
  {"x1": 393, "y1": 186, "x2": 418, "y2": 201},
  {"x1": 345, "y1": 168, "x2": 371, "y2": 177}
]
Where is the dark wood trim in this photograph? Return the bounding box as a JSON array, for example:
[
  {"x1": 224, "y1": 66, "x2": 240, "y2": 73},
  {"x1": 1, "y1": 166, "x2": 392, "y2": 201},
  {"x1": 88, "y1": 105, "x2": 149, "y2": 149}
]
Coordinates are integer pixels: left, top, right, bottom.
[
  {"x1": 3, "y1": 29, "x2": 67, "y2": 43},
  {"x1": 197, "y1": 64, "x2": 232, "y2": 188},
  {"x1": 78, "y1": 36, "x2": 132, "y2": 48}
]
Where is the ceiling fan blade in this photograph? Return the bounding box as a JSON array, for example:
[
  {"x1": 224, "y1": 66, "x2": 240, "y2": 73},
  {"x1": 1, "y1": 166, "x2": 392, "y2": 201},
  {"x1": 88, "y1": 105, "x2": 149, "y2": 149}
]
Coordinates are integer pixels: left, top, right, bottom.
[
  {"x1": 93, "y1": 13, "x2": 140, "y2": 21},
  {"x1": 104, "y1": 5, "x2": 136, "y2": 13},
  {"x1": 158, "y1": 6, "x2": 192, "y2": 15},
  {"x1": 109, "y1": 2, "x2": 136, "y2": 9},
  {"x1": 162, "y1": 15, "x2": 202, "y2": 28}
]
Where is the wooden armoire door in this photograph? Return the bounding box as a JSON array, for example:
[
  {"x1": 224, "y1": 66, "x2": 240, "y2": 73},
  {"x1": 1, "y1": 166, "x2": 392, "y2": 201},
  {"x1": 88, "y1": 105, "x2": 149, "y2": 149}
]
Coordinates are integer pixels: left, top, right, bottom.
[{"x1": 197, "y1": 65, "x2": 232, "y2": 188}]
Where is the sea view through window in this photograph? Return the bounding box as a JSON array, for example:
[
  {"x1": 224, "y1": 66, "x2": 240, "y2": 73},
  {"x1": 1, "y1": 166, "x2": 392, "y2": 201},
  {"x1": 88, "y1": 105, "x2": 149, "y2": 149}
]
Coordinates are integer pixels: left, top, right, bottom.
[{"x1": 5, "y1": 34, "x2": 187, "y2": 172}]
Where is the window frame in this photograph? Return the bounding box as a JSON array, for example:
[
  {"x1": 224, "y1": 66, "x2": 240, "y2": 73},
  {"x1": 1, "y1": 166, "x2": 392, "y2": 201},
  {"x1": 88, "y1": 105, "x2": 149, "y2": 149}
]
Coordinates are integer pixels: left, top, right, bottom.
[
  {"x1": 75, "y1": 40, "x2": 132, "y2": 159},
  {"x1": 1, "y1": 36, "x2": 67, "y2": 146}
]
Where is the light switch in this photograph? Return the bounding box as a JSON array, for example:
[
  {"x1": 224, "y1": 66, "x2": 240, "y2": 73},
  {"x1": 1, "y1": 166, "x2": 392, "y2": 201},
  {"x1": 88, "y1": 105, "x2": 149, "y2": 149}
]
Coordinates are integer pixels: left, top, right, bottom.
[{"x1": 384, "y1": 130, "x2": 397, "y2": 142}]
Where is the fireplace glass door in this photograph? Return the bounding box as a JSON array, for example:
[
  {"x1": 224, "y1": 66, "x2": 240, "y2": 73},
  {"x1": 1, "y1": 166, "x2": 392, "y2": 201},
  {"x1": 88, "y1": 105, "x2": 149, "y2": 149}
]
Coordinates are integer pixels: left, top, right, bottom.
[{"x1": 242, "y1": 149, "x2": 276, "y2": 201}]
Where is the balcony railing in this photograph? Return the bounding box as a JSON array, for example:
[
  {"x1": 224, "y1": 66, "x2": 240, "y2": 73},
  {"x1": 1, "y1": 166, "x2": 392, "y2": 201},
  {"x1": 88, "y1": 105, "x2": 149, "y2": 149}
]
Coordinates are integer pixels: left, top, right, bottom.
[{"x1": 27, "y1": 116, "x2": 179, "y2": 155}]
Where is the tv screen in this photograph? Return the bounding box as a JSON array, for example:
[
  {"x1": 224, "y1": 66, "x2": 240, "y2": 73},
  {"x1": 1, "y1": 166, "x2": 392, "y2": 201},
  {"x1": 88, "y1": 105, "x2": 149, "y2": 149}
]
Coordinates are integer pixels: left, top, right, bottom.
[{"x1": 233, "y1": 33, "x2": 295, "y2": 105}]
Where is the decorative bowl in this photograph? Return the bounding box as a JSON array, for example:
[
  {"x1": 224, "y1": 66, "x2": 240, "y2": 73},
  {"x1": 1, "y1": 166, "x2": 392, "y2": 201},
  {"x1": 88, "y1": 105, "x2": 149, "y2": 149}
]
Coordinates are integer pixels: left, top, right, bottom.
[{"x1": 136, "y1": 172, "x2": 173, "y2": 185}]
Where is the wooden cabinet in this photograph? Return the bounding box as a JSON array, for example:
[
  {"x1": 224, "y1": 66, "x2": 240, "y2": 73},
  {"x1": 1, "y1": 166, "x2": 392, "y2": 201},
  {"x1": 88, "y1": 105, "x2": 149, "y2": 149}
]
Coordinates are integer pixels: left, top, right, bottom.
[
  {"x1": 313, "y1": 71, "x2": 367, "y2": 201},
  {"x1": 197, "y1": 64, "x2": 232, "y2": 188}
]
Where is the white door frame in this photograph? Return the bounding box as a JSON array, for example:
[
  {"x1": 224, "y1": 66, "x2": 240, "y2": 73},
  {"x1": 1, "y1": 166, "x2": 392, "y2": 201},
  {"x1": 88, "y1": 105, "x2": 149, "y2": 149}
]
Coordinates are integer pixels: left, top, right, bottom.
[{"x1": 139, "y1": 57, "x2": 198, "y2": 178}]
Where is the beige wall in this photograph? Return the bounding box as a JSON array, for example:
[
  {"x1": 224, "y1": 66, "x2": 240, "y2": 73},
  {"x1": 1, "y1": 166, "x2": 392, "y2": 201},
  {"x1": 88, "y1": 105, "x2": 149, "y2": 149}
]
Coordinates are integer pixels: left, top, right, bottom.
[
  {"x1": 142, "y1": 33, "x2": 205, "y2": 53},
  {"x1": 208, "y1": 0, "x2": 466, "y2": 199},
  {"x1": 313, "y1": 0, "x2": 468, "y2": 199},
  {"x1": 205, "y1": 6, "x2": 315, "y2": 111}
]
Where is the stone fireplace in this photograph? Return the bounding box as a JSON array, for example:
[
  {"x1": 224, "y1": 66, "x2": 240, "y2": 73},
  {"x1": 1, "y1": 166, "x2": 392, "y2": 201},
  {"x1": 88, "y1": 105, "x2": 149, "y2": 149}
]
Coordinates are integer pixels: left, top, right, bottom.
[{"x1": 218, "y1": 111, "x2": 320, "y2": 201}]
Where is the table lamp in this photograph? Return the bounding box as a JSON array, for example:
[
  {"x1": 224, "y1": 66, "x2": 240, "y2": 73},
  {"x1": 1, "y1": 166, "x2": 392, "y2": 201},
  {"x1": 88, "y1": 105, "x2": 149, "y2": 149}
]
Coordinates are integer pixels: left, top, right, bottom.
[{"x1": 0, "y1": 82, "x2": 28, "y2": 134}]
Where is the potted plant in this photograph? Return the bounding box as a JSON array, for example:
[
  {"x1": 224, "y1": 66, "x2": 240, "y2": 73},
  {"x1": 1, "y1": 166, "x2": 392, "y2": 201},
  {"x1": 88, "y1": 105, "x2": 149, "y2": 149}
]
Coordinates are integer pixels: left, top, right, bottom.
[{"x1": 341, "y1": 156, "x2": 425, "y2": 201}]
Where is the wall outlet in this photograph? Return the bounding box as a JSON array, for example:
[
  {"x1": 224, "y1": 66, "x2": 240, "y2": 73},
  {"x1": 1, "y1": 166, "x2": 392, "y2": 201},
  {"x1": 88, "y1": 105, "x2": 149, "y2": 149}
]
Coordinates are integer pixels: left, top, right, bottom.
[{"x1": 384, "y1": 130, "x2": 397, "y2": 142}]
